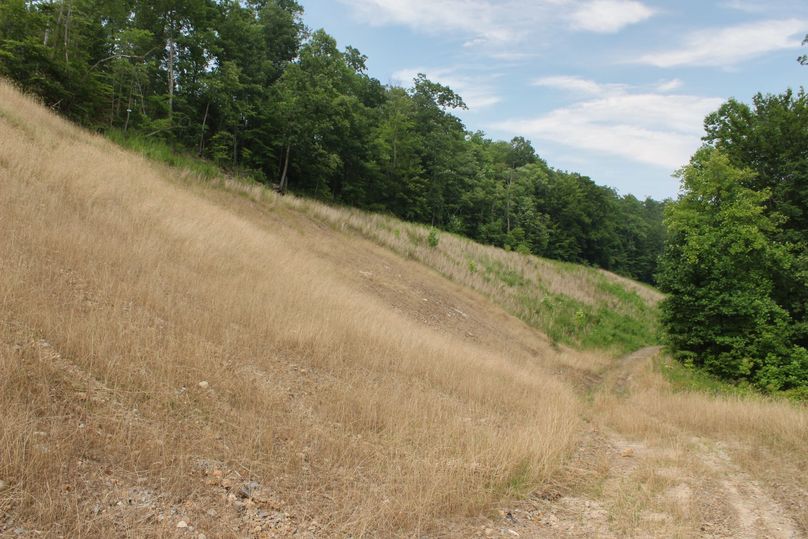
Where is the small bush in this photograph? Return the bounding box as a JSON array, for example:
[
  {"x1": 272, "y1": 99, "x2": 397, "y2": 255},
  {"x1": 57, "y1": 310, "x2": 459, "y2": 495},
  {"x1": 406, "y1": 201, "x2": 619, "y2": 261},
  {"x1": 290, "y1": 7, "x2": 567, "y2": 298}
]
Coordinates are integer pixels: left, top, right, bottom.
[{"x1": 427, "y1": 227, "x2": 439, "y2": 248}]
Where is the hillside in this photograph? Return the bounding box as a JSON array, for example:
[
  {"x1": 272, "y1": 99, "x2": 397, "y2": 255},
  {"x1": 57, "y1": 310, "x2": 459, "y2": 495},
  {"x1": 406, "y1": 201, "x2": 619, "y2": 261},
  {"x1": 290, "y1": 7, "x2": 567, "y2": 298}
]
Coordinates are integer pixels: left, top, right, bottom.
[
  {"x1": 0, "y1": 0, "x2": 667, "y2": 286},
  {"x1": 1, "y1": 80, "x2": 807, "y2": 538}
]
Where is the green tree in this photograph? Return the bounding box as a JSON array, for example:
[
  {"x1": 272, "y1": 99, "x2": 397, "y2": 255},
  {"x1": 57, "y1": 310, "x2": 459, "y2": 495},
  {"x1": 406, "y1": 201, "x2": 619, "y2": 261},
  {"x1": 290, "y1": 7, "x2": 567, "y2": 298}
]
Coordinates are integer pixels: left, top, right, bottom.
[
  {"x1": 658, "y1": 148, "x2": 807, "y2": 391},
  {"x1": 368, "y1": 87, "x2": 426, "y2": 218},
  {"x1": 704, "y1": 90, "x2": 808, "y2": 351},
  {"x1": 408, "y1": 73, "x2": 467, "y2": 225}
]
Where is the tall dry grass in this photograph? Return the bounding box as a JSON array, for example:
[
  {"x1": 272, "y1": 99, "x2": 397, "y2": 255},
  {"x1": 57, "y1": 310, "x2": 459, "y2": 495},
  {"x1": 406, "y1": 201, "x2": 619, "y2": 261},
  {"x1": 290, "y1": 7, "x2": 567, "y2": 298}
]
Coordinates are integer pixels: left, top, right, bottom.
[
  {"x1": 0, "y1": 80, "x2": 584, "y2": 535},
  {"x1": 600, "y1": 356, "x2": 808, "y2": 463},
  {"x1": 282, "y1": 197, "x2": 662, "y2": 354},
  {"x1": 594, "y1": 354, "x2": 808, "y2": 534}
]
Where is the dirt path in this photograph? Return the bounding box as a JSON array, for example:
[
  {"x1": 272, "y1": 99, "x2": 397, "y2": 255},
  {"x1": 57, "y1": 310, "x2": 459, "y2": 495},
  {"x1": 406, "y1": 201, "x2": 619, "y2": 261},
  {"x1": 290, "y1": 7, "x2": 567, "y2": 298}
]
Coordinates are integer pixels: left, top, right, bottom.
[{"x1": 467, "y1": 347, "x2": 803, "y2": 538}]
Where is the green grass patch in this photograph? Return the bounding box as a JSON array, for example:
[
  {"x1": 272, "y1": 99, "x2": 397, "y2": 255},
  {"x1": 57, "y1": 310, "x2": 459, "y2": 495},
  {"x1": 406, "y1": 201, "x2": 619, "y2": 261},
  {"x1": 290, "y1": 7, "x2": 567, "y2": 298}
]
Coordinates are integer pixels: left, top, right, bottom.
[
  {"x1": 656, "y1": 355, "x2": 808, "y2": 401},
  {"x1": 494, "y1": 459, "x2": 535, "y2": 497},
  {"x1": 518, "y1": 292, "x2": 658, "y2": 355},
  {"x1": 656, "y1": 355, "x2": 757, "y2": 397},
  {"x1": 479, "y1": 256, "x2": 528, "y2": 288},
  {"x1": 106, "y1": 129, "x2": 220, "y2": 180},
  {"x1": 596, "y1": 278, "x2": 648, "y2": 311}
]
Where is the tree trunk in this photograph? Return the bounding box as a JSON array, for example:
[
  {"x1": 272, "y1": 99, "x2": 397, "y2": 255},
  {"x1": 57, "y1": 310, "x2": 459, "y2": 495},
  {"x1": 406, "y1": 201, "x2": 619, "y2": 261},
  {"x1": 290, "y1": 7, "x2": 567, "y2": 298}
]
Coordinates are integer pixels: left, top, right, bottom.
[
  {"x1": 51, "y1": 0, "x2": 65, "y2": 53},
  {"x1": 167, "y1": 40, "x2": 174, "y2": 118},
  {"x1": 63, "y1": 0, "x2": 72, "y2": 65},
  {"x1": 167, "y1": 36, "x2": 174, "y2": 121},
  {"x1": 198, "y1": 102, "x2": 210, "y2": 155},
  {"x1": 279, "y1": 143, "x2": 291, "y2": 194},
  {"x1": 232, "y1": 128, "x2": 237, "y2": 168},
  {"x1": 110, "y1": 78, "x2": 116, "y2": 127},
  {"x1": 136, "y1": 80, "x2": 146, "y2": 116},
  {"x1": 124, "y1": 91, "x2": 133, "y2": 133}
]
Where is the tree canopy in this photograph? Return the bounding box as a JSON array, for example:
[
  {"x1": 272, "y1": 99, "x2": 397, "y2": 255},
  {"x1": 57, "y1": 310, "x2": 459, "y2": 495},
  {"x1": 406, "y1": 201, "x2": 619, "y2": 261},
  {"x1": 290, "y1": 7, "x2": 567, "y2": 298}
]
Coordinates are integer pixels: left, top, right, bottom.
[{"x1": 660, "y1": 89, "x2": 808, "y2": 394}]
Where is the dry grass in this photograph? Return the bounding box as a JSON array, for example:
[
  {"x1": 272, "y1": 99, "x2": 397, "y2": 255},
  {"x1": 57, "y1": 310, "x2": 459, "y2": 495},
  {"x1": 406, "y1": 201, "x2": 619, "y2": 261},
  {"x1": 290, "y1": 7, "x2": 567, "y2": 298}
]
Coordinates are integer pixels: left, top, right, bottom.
[
  {"x1": 591, "y1": 352, "x2": 808, "y2": 536},
  {"x1": 600, "y1": 356, "x2": 808, "y2": 466},
  {"x1": 283, "y1": 199, "x2": 661, "y2": 308},
  {"x1": 282, "y1": 197, "x2": 662, "y2": 354},
  {"x1": 0, "y1": 80, "x2": 586, "y2": 536}
]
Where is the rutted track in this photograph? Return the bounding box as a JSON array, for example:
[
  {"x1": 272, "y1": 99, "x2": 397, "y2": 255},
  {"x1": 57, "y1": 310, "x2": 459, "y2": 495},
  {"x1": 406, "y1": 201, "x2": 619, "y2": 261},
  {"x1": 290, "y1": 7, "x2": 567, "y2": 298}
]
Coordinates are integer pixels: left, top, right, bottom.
[{"x1": 469, "y1": 347, "x2": 803, "y2": 538}]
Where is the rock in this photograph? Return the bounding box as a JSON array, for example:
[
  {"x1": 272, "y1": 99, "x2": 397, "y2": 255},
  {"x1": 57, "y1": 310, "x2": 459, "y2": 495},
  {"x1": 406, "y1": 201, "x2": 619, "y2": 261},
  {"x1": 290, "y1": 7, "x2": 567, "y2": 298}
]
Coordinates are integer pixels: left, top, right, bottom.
[
  {"x1": 176, "y1": 520, "x2": 188, "y2": 528},
  {"x1": 198, "y1": 381, "x2": 209, "y2": 389},
  {"x1": 239, "y1": 481, "x2": 261, "y2": 499}
]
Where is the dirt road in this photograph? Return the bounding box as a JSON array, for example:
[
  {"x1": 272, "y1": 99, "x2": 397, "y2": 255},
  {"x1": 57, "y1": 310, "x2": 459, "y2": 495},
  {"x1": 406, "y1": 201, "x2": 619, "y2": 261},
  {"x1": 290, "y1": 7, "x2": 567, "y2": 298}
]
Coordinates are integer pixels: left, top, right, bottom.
[{"x1": 469, "y1": 347, "x2": 805, "y2": 538}]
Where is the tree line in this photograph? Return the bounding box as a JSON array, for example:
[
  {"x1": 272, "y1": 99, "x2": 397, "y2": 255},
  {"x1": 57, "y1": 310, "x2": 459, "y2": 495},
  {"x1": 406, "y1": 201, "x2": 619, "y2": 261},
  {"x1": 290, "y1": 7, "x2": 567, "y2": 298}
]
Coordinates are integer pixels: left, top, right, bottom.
[{"x1": 0, "y1": 0, "x2": 666, "y2": 284}]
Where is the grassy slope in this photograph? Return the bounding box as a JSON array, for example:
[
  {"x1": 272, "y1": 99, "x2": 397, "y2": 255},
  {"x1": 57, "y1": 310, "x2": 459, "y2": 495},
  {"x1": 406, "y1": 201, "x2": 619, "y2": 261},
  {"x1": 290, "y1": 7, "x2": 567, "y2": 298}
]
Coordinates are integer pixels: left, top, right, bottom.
[
  {"x1": 3, "y1": 81, "x2": 806, "y2": 538},
  {"x1": 0, "y1": 80, "x2": 593, "y2": 536},
  {"x1": 285, "y1": 198, "x2": 662, "y2": 356},
  {"x1": 109, "y1": 124, "x2": 663, "y2": 357}
]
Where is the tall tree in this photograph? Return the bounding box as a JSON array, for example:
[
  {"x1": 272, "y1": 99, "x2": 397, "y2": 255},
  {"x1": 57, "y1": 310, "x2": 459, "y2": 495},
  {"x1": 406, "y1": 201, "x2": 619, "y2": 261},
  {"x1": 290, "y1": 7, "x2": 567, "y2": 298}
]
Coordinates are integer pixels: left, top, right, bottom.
[
  {"x1": 658, "y1": 148, "x2": 807, "y2": 391},
  {"x1": 704, "y1": 89, "x2": 808, "y2": 351}
]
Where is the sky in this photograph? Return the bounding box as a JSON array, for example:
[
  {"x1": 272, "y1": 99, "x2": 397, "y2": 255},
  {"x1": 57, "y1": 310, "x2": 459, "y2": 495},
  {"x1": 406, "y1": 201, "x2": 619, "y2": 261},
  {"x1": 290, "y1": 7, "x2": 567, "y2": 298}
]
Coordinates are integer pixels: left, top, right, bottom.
[{"x1": 300, "y1": 0, "x2": 808, "y2": 200}]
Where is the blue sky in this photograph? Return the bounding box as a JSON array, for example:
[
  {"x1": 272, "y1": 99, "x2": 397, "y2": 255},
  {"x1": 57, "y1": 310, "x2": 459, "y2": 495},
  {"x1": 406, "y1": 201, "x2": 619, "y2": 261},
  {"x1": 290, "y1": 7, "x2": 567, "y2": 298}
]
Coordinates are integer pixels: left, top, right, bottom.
[{"x1": 301, "y1": 0, "x2": 808, "y2": 200}]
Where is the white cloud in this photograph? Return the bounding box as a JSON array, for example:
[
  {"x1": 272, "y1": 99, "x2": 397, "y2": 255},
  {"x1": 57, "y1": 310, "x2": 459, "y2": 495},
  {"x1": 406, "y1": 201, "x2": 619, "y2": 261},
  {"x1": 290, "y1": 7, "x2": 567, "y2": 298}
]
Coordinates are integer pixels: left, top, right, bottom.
[
  {"x1": 340, "y1": 0, "x2": 522, "y2": 44},
  {"x1": 534, "y1": 75, "x2": 685, "y2": 95},
  {"x1": 492, "y1": 92, "x2": 723, "y2": 170},
  {"x1": 532, "y1": 75, "x2": 626, "y2": 95},
  {"x1": 655, "y1": 78, "x2": 683, "y2": 92},
  {"x1": 720, "y1": 0, "x2": 771, "y2": 14},
  {"x1": 637, "y1": 19, "x2": 807, "y2": 67},
  {"x1": 569, "y1": 0, "x2": 654, "y2": 33},
  {"x1": 338, "y1": 0, "x2": 654, "y2": 52},
  {"x1": 391, "y1": 68, "x2": 502, "y2": 110}
]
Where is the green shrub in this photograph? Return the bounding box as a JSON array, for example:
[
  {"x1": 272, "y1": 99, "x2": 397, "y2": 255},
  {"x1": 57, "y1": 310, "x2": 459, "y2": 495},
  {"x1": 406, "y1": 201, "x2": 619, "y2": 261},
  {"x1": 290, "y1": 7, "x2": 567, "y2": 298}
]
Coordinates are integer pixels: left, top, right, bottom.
[{"x1": 427, "y1": 227, "x2": 439, "y2": 248}]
